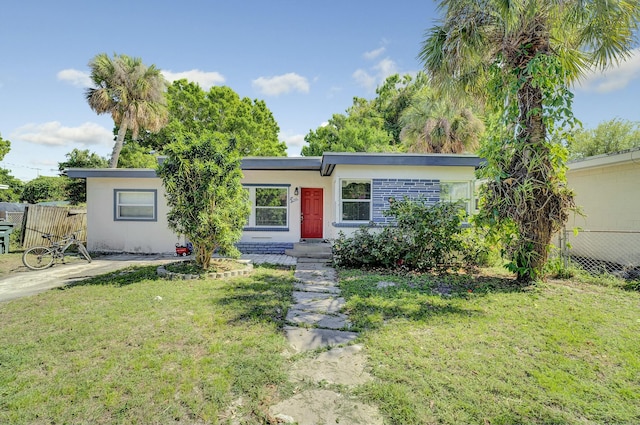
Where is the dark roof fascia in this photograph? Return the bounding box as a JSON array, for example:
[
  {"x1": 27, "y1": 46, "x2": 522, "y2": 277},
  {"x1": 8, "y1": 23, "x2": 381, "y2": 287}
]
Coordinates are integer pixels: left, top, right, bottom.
[
  {"x1": 66, "y1": 154, "x2": 484, "y2": 179},
  {"x1": 65, "y1": 168, "x2": 157, "y2": 179},
  {"x1": 240, "y1": 157, "x2": 322, "y2": 171},
  {"x1": 319, "y1": 152, "x2": 483, "y2": 176}
]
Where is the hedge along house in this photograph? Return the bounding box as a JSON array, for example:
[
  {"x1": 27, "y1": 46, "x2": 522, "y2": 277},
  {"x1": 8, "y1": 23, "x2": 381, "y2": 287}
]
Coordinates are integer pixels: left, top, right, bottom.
[{"x1": 66, "y1": 152, "x2": 482, "y2": 255}]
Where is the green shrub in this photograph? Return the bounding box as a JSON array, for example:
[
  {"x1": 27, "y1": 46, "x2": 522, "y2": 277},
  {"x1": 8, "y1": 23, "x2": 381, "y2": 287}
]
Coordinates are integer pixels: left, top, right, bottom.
[{"x1": 333, "y1": 197, "x2": 481, "y2": 272}]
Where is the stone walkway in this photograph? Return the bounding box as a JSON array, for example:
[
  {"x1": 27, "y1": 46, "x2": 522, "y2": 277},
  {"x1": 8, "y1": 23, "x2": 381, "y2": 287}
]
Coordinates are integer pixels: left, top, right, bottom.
[{"x1": 268, "y1": 258, "x2": 383, "y2": 425}]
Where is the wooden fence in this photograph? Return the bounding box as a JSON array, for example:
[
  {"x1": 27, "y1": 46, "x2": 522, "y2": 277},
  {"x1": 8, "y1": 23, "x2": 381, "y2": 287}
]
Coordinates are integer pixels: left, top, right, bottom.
[{"x1": 21, "y1": 205, "x2": 87, "y2": 248}]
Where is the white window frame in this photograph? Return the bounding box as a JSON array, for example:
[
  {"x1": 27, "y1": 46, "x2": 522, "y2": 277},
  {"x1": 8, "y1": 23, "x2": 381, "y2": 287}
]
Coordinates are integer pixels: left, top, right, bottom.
[
  {"x1": 340, "y1": 179, "x2": 372, "y2": 223},
  {"x1": 114, "y1": 189, "x2": 157, "y2": 221},
  {"x1": 440, "y1": 181, "x2": 472, "y2": 214},
  {"x1": 244, "y1": 185, "x2": 289, "y2": 229}
]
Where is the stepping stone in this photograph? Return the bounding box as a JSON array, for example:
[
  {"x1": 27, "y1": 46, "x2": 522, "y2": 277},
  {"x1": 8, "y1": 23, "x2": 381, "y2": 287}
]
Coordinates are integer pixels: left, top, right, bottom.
[
  {"x1": 286, "y1": 309, "x2": 350, "y2": 329},
  {"x1": 289, "y1": 345, "x2": 372, "y2": 385},
  {"x1": 293, "y1": 282, "x2": 340, "y2": 294},
  {"x1": 295, "y1": 271, "x2": 337, "y2": 283},
  {"x1": 296, "y1": 277, "x2": 338, "y2": 287},
  {"x1": 269, "y1": 389, "x2": 383, "y2": 425},
  {"x1": 292, "y1": 292, "x2": 345, "y2": 313},
  {"x1": 284, "y1": 326, "x2": 358, "y2": 353}
]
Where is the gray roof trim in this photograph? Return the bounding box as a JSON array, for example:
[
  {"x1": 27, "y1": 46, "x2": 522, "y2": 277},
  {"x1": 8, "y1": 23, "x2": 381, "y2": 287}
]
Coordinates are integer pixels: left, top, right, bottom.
[
  {"x1": 65, "y1": 168, "x2": 158, "y2": 178},
  {"x1": 66, "y1": 153, "x2": 483, "y2": 179},
  {"x1": 319, "y1": 152, "x2": 483, "y2": 176},
  {"x1": 240, "y1": 157, "x2": 322, "y2": 171}
]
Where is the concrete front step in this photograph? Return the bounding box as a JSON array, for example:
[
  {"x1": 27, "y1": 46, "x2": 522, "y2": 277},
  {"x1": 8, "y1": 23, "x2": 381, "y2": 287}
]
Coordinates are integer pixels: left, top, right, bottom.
[{"x1": 285, "y1": 242, "x2": 333, "y2": 259}]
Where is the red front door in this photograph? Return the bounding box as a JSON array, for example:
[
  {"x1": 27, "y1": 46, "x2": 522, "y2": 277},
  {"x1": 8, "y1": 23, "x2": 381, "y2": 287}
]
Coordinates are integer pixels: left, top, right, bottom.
[{"x1": 301, "y1": 188, "x2": 323, "y2": 239}]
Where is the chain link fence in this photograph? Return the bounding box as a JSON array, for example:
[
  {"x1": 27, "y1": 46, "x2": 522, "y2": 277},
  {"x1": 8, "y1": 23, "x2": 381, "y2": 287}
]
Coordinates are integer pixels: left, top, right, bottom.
[
  {"x1": 556, "y1": 229, "x2": 640, "y2": 279},
  {"x1": 3, "y1": 211, "x2": 25, "y2": 226}
]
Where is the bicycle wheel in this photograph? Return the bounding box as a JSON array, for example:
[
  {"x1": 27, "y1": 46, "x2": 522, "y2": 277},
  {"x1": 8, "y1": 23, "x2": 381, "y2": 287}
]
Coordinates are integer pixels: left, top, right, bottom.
[
  {"x1": 77, "y1": 243, "x2": 92, "y2": 263},
  {"x1": 22, "y1": 246, "x2": 55, "y2": 270}
]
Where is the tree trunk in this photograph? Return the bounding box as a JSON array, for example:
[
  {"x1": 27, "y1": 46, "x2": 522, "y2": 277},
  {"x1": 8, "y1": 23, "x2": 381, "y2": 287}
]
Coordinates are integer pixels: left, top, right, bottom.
[
  {"x1": 513, "y1": 78, "x2": 553, "y2": 282},
  {"x1": 109, "y1": 119, "x2": 129, "y2": 168}
]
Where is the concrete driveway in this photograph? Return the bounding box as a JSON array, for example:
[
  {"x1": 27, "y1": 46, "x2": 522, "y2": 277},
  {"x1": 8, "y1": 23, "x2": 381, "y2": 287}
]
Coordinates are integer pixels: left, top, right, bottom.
[{"x1": 0, "y1": 254, "x2": 176, "y2": 303}]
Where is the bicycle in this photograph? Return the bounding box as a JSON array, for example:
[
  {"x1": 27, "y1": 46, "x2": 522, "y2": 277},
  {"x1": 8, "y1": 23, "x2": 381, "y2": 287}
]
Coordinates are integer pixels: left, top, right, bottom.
[{"x1": 22, "y1": 230, "x2": 92, "y2": 270}]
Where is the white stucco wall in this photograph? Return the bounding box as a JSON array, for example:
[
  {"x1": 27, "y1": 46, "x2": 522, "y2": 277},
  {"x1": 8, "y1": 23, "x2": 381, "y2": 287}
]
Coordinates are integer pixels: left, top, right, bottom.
[
  {"x1": 84, "y1": 161, "x2": 478, "y2": 253},
  {"x1": 240, "y1": 170, "x2": 333, "y2": 242},
  {"x1": 565, "y1": 151, "x2": 640, "y2": 265},
  {"x1": 86, "y1": 177, "x2": 181, "y2": 254},
  {"x1": 567, "y1": 160, "x2": 640, "y2": 231}
]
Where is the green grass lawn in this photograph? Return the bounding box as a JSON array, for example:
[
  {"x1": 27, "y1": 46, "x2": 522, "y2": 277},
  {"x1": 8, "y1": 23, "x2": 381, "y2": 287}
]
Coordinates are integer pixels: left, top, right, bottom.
[
  {"x1": 0, "y1": 265, "x2": 295, "y2": 424},
  {"x1": 2, "y1": 260, "x2": 638, "y2": 425},
  {"x1": 339, "y1": 269, "x2": 640, "y2": 425}
]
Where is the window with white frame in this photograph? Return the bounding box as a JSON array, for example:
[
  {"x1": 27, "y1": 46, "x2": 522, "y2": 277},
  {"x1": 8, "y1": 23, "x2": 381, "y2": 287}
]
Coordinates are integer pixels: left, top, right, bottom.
[
  {"x1": 340, "y1": 179, "x2": 371, "y2": 222},
  {"x1": 114, "y1": 190, "x2": 156, "y2": 221},
  {"x1": 245, "y1": 186, "x2": 289, "y2": 228},
  {"x1": 440, "y1": 181, "x2": 471, "y2": 213}
]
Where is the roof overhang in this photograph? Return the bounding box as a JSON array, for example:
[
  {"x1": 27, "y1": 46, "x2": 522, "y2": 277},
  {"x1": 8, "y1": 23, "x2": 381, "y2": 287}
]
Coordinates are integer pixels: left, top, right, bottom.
[
  {"x1": 65, "y1": 168, "x2": 158, "y2": 178},
  {"x1": 319, "y1": 152, "x2": 483, "y2": 176},
  {"x1": 568, "y1": 147, "x2": 640, "y2": 171},
  {"x1": 66, "y1": 153, "x2": 484, "y2": 179}
]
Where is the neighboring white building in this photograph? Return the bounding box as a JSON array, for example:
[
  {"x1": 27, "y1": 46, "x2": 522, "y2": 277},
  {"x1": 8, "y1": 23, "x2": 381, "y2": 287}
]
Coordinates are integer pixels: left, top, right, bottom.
[
  {"x1": 67, "y1": 152, "x2": 482, "y2": 254},
  {"x1": 565, "y1": 148, "x2": 640, "y2": 267}
]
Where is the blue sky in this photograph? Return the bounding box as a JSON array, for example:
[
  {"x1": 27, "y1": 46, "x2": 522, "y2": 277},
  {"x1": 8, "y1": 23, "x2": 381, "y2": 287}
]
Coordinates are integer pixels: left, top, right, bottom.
[{"x1": 1, "y1": 1, "x2": 639, "y2": 182}]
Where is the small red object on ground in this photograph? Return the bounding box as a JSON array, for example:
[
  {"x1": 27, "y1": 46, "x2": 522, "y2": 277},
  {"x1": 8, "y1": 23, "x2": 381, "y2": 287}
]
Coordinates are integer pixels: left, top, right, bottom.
[{"x1": 175, "y1": 243, "x2": 192, "y2": 256}]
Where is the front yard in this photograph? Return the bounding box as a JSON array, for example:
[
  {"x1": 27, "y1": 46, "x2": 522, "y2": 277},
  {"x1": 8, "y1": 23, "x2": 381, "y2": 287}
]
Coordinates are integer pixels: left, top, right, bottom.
[
  {"x1": 0, "y1": 260, "x2": 638, "y2": 424},
  {"x1": 339, "y1": 269, "x2": 640, "y2": 424},
  {"x1": 0, "y1": 265, "x2": 295, "y2": 424}
]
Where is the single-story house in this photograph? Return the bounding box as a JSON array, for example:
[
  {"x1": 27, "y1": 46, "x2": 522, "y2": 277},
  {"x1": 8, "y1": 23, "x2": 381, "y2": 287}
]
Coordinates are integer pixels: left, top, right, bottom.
[
  {"x1": 66, "y1": 152, "x2": 482, "y2": 255},
  {"x1": 565, "y1": 147, "x2": 640, "y2": 267}
]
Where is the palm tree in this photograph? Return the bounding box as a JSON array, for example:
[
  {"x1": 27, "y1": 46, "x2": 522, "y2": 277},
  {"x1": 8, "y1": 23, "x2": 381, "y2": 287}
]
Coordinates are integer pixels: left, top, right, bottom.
[
  {"x1": 399, "y1": 87, "x2": 485, "y2": 153},
  {"x1": 419, "y1": 0, "x2": 639, "y2": 282},
  {"x1": 86, "y1": 53, "x2": 169, "y2": 168}
]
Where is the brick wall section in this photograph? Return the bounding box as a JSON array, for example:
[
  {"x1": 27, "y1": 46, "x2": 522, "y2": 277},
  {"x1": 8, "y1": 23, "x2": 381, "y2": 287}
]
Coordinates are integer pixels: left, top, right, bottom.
[
  {"x1": 372, "y1": 179, "x2": 440, "y2": 225},
  {"x1": 236, "y1": 242, "x2": 294, "y2": 254}
]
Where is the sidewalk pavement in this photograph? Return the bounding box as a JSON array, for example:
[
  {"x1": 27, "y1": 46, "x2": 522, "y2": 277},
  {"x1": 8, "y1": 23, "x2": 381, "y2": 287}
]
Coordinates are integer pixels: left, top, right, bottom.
[{"x1": 0, "y1": 253, "x2": 298, "y2": 303}]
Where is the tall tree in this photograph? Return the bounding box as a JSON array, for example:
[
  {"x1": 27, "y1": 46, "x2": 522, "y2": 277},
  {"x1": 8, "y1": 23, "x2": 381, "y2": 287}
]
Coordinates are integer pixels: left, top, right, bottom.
[
  {"x1": 374, "y1": 73, "x2": 431, "y2": 145},
  {"x1": 399, "y1": 86, "x2": 485, "y2": 153},
  {"x1": 301, "y1": 105, "x2": 395, "y2": 156},
  {"x1": 157, "y1": 132, "x2": 250, "y2": 270},
  {"x1": 0, "y1": 134, "x2": 23, "y2": 202},
  {"x1": 420, "y1": 0, "x2": 640, "y2": 282},
  {"x1": 568, "y1": 118, "x2": 640, "y2": 159},
  {"x1": 58, "y1": 148, "x2": 108, "y2": 204},
  {"x1": 86, "y1": 53, "x2": 169, "y2": 168},
  {"x1": 302, "y1": 73, "x2": 450, "y2": 156},
  {"x1": 0, "y1": 133, "x2": 10, "y2": 161},
  {"x1": 140, "y1": 80, "x2": 286, "y2": 156},
  {"x1": 21, "y1": 176, "x2": 68, "y2": 204}
]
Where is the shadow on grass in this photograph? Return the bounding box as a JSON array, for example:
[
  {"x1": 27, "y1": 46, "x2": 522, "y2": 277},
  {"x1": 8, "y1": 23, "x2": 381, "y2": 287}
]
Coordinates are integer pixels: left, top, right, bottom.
[
  {"x1": 61, "y1": 265, "x2": 162, "y2": 288},
  {"x1": 338, "y1": 268, "x2": 527, "y2": 331},
  {"x1": 214, "y1": 269, "x2": 296, "y2": 327}
]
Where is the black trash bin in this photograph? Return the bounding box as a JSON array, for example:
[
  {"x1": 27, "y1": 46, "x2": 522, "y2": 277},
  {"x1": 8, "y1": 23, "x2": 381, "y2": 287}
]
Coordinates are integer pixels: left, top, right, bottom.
[{"x1": 0, "y1": 222, "x2": 15, "y2": 254}]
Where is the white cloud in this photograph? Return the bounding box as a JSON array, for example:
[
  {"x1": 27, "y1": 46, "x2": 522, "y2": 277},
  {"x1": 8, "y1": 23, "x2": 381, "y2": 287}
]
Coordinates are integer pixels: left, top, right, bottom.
[
  {"x1": 363, "y1": 47, "x2": 386, "y2": 60},
  {"x1": 576, "y1": 47, "x2": 640, "y2": 93},
  {"x1": 252, "y1": 73, "x2": 310, "y2": 96},
  {"x1": 353, "y1": 58, "x2": 399, "y2": 91},
  {"x1": 57, "y1": 69, "x2": 92, "y2": 87},
  {"x1": 10, "y1": 121, "x2": 113, "y2": 147},
  {"x1": 375, "y1": 58, "x2": 399, "y2": 77},
  {"x1": 162, "y1": 69, "x2": 225, "y2": 90},
  {"x1": 58, "y1": 67, "x2": 225, "y2": 91},
  {"x1": 352, "y1": 69, "x2": 377, "y2": 91},
  {"x1": 281, "y1": 132, "x2": 306, "y2": 156}
]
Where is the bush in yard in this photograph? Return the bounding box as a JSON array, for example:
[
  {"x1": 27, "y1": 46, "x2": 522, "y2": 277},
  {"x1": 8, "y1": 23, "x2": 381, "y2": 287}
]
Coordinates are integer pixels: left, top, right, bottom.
[
  {"x1": 333, "y1": 197, "x2": 470, "y2": 271},
  {"x1": 157, "y1": 132, "x2": 250, "y2": 270}
]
